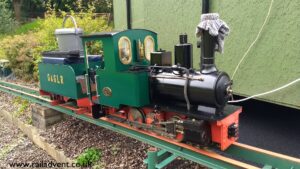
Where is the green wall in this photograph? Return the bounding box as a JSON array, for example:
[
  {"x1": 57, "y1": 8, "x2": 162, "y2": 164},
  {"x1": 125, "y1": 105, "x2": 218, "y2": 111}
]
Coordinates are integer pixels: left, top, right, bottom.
[{"x1": 113, "y1": 0, "x2": 300, "y2": 109}]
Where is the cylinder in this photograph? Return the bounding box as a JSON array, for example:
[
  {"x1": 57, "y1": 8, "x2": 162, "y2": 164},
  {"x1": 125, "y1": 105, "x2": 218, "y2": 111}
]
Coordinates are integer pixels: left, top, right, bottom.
[
  {"x1": 175, "y1": 34, "x2": 193, "y2": 69},
  {"x1": 151, "y1": 71, "x2": 231, "y2": 109}
]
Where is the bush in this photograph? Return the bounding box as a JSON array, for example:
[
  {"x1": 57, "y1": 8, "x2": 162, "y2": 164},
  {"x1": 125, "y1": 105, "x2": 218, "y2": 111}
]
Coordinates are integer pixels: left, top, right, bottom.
[
  {"x1": 0, "y1": 33, "x2": 39, "y2": 81},
  {"x1": 0, "y1": 0, "x2": 18, "y2": 34}
]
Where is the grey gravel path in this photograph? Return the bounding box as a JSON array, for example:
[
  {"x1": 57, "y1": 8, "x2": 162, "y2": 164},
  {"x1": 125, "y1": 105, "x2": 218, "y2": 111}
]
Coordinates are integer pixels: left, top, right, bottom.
[{"x1": 0, "y1": 115, "x2": 58, "y2": 169}]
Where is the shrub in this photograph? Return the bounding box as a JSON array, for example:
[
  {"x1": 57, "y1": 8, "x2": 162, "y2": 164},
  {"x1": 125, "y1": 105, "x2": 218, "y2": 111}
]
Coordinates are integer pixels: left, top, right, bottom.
[
  {"x1": 0, "y1": 33, "x2": 39, "y2": 81},
  {"x1": 0, "y1": 3, "x2": 112, "y2": 81},
  {"x1": 0, "y1": 48, "x2": 5, "y2": 59}
]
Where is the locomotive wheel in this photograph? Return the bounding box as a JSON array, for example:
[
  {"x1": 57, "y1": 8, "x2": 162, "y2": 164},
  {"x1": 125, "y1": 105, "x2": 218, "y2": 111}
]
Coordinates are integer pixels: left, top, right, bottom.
[
  {"x1": 128, "y1": 108, "x2": 145, "y2": 127},
  {"x1": 145, "y1": 112, "x2": 156, "y2": 124},
  {"x1": 169, "y1": 116, "x2": 185, "y2": 142},
  {"x1": 145, "y1": 112, "x2": 163, "y2": 125}
]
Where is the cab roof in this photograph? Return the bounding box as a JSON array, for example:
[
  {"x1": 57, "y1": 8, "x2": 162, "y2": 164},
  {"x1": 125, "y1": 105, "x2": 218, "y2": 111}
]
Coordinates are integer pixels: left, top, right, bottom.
[{"x1": 81, "y1": 29, "x2": 156, "y2": 38}]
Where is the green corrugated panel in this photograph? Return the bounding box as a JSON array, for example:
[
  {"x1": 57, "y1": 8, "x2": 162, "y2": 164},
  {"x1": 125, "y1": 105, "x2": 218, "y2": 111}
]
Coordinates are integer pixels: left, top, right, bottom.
[{"x1": 113, "y1": 0, "x2": 300, "y2": 109}]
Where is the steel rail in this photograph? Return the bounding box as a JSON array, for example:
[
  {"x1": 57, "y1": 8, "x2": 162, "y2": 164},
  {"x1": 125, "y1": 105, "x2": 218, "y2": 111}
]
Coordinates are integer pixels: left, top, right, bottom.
[
  {"x1": 0, "y1": 81, "x2": 40, "y2": 95},
  {"x1": 0, "y1": 81, "x2": 299, "y2": 169},
  {"x1": 0, "y1": 83, "x2": 50, "y2": 102}
]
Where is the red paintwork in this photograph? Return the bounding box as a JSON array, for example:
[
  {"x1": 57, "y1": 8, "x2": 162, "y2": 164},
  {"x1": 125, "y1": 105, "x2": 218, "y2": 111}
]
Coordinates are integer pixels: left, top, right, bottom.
[
  {"x1": 40, "y1": 89, "x2": 99, "y2": 113},
  {"x1": 76, "y1": 96, "x2": 98, "y2": 112},
  {"x1": 106, "y1": 106, "x2": 241, "y2": 149},
  {"x1": 60, "y1": 104, "x2": 87, "y2": 114},
  {"x1": 39, "y1": 90, "x2": 49, "y2": 96},
  {"x1": 40, "y1": 90, "x2": 240, "y2": 150},
  {"x1": 67, "y1": 101, "x2": 240, "y2": 150},
  {"x1": 211, "y1": 108, "x2": 242, "y2": 151},
  {"x1": 40, "y1": 90, "x2": 64, "y2": 105}
]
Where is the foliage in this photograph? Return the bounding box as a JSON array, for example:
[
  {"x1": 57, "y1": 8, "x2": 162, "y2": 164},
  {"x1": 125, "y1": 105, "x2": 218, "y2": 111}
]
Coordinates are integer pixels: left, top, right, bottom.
[
  {"x1": 21, "y1": 0, "x2": 46, "y2": 19},
  {"x1": 23, "y1": 0, "x2": 113, "y2": 14},
  {"x1": 0, "y1": 0, "x2": 18, "y2": 34},
  {"x1": 13, "y1": 97, "x2": 30, "y2": 118},
  {"x1": 0, "y1": 48, "x2": 5, "y2": 59},
  {"x1": 14, "y1": 19, "x2": 43, "y2": 35},
  {"x1": 0, "y1": 33, "x2": 39, "y2": 81},
  {"x1": 76, "y1": 148, "x2": 101, "y2": 167},
  {"x1": 86, "y1": 41, "x2": 104, "y2": 55},
  {"x1": 26, "y1": 117, "x2": 33, "y2": 125},
  {"x1": 12, "y1": 96, "x2": 32, "y2": 124},
  {"x1": 0, "y1": 2, "x2": 112, "y2": 81}
]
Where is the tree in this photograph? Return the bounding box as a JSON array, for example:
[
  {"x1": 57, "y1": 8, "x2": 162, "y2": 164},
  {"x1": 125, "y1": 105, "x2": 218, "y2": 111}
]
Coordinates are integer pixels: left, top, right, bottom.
[
  {"x1": 16, "y1": 0, "x2": 113, "y2": 21},
  {"x1": 0, "y1": 0, "x2": 17, "y2": 34},
  {"x1": 27, "y1": 0, "x2": 113, "y2": 13},
  {"x1": 12, "y1": 0, "x2": 23, "y2": 21}
]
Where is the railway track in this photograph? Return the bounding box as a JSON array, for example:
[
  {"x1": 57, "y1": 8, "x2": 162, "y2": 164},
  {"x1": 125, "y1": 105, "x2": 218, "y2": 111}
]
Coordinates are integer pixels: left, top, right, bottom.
[{"x1": 0, "y1": 80, "x2": 299, "y2": 169}]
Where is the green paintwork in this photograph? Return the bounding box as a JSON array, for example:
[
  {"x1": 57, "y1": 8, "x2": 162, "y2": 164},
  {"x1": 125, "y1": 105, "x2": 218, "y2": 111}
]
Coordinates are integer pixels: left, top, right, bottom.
[
  {"x1": 39, "y1": 63, "x2": 85, "y2": 99},
  {"x1": 144, "y1": 149, "x2": 178, "y2": 169},
  {"x1": 38, "y1": 62, "x2": 100, "y2": 99},
  {"x1": 226, "y1": 144, "x2": 300, "y2": 169},
  {"x1": 0, "y1": 80, "x2": 39, "y2": 95},
  {"x1": 81, "y1": 29, "x2": 157, "y2": 108},
  {"x1": 96, "y1": 71, "x2": 150, "y2": 107},
  {"x1": 1, "y1": 82, "x2": 300, "y2": 169},
  {"x1": 113, "y1": 0, "x2": 300, "y2": 109},
  {"x1": 145, "y1": 150, "x2": 158, "y2": 169}
]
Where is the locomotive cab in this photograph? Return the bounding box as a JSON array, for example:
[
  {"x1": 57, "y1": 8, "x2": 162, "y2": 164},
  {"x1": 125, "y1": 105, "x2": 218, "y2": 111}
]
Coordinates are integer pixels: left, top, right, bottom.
[{"x1": 81, "y1": 29, "x2": 158, "y2": 108}]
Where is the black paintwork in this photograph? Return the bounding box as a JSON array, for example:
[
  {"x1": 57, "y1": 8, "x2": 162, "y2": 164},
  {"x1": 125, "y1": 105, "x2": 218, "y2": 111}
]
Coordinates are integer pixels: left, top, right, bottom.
[
  {"x1": 126, "y1": 0, "x2": 132, "y2": 29},
  {"x1": 200, "y1": 0, "x2": 218, "y2": 74},
  {"x1": 150, "y1": 70, "x2": 231, "y2": 114},
  {"x1": 175, "y1": 34, "x2": 193, "y2": 69},
  {"x1": 149, "y1": 103, "x2": 240, "y2": 122}
]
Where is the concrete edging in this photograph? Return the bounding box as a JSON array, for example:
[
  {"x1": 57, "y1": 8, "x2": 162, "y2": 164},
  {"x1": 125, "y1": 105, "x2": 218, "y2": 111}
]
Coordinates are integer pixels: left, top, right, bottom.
[{"x1": 0, "y1": 110, "x2": 75, "y2": 165}]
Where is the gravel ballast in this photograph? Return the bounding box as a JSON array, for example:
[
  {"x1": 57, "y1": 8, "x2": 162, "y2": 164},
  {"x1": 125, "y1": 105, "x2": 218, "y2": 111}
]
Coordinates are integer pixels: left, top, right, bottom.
[
  {"x1": 0, "y1": 89, "x2": 203, "y2": 168},
  {"x1": 0, "y1": 115, "x2": 59, "y2": 169},
  {"x1": 41, "y1": 116, "x2": 204, "y2": 169}
]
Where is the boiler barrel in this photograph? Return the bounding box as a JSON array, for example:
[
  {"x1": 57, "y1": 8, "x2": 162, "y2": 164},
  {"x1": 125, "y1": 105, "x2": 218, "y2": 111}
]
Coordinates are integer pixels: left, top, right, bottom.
[{"x1": 150, "y1": 72, "x2": 231, "y2": 108}]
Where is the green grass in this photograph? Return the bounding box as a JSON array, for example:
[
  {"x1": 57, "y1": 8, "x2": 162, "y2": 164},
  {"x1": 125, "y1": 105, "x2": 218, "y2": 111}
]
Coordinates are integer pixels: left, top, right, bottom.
[
  {"x1": 13, "y1": 98, "x2": 30, "y2": 118},
  {"x1": 0, "y1": 19, "x2": 42, "y2": 39},
  {"x1": 25, "y1": 117, "x2": 33, "y2": 125},
  {"x1": 14, "y1": 19, "x2": 42, "y2": 35}
]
